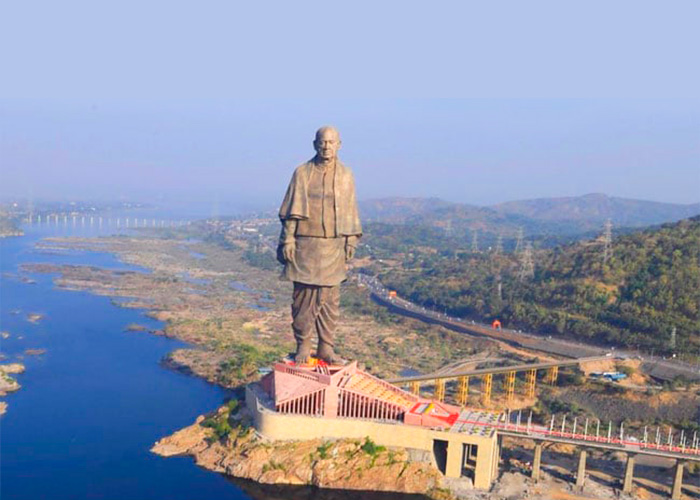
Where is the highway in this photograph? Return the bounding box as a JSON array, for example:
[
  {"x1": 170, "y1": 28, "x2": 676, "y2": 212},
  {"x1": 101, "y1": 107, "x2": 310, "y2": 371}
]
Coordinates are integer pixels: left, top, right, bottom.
[{"x1": 357, "y1": 274, "x2": 700, "y2": 381}]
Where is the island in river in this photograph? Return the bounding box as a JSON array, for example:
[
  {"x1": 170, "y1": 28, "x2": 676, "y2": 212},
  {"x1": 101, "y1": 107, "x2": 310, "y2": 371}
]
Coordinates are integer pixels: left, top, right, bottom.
[{"x1": 0, "y1": 363, "x2": 25, "y2": 415}]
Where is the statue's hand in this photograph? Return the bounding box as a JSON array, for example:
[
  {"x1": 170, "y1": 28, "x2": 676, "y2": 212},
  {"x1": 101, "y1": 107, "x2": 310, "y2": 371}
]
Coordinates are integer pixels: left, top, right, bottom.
[
  {"x1": 283, "y1": 242, "x2": 296, "y2": 264},
  {"x1": 345, "y1": 245, "x2": 355, "y2": 261}
]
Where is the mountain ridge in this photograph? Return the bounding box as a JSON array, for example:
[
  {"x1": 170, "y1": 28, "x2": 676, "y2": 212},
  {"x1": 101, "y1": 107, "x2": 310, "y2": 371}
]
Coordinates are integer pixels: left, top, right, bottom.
[{"x1": 359, "y1": 193, "x2": 700, "y2": 238}]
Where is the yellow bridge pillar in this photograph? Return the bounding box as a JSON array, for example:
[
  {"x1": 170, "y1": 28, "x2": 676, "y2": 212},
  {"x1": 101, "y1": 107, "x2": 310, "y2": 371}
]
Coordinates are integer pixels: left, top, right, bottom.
[
  {"x1": 435, "y1": 379, "x2": 446, "y2": 402},
  {"x1": 526, "y1": 369, "x2": 537, "y2": 398},
  {"x1": 505, "y1": 371, "x2": 516, "y2": 403},
  {"x1": 410, "y1": 380, "x2": 420, "y2": 396},
  {"x1": 482, "y1": 373, "x2": 493, "y2": 406},
  {"x1": 457, "y1": 376, "x2": 469, "y2": 406},
  {"x1": 546, "y1": 366, "x2": 559, "y2": 386}
]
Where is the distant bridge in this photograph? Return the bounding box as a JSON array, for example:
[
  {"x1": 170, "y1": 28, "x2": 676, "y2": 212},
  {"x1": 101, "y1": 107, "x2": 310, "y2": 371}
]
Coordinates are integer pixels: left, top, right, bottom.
[
  {"x1": 389, "y1": 355, "x2": 609, "y2": 406},
  {"x1": 26, "y1": 214, "x2": 189, "y2": 229}
]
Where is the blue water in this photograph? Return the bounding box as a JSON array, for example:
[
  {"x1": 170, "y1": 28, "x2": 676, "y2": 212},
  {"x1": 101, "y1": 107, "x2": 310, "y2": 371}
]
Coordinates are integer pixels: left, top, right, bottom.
[{"x1": 0, "y1": 222, "x2": 251, "y2": 500}]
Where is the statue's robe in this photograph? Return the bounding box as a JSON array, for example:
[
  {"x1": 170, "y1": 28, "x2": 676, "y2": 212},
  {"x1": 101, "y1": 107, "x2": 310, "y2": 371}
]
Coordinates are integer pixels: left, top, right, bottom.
[{"x1": 278, "y1": 159, "x2": 362, "y2": 286}]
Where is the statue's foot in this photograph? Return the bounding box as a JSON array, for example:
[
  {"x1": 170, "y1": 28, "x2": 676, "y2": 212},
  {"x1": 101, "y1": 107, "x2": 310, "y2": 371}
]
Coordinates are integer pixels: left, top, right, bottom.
[
  {"x1": 294, "y1": 342, "x2": 312, "y2": 364},
  {"x1": 317, "y1": 347, "x2": 346, "y2": 365}
]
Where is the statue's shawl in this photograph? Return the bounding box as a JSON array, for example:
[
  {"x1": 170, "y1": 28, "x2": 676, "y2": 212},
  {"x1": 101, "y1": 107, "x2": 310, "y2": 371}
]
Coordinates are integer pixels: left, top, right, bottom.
[{"x1": 279, "y1": 159, "x2": 362, "y2": 237}]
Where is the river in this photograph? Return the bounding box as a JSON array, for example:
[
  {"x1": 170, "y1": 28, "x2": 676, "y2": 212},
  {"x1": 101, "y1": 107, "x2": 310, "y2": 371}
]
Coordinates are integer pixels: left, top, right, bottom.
[{"x1": 0, "y1": 218, "x2": 250, "y2": 500}]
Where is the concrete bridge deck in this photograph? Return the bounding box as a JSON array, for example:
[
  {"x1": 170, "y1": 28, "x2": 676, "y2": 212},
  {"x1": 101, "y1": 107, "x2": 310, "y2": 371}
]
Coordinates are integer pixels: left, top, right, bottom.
[
  {"x1": 497, "y1": 425, "x2": 700, "y2": 461},
  {"x1": 388, "y1": 355, "x2": 610, "y2": 384}
]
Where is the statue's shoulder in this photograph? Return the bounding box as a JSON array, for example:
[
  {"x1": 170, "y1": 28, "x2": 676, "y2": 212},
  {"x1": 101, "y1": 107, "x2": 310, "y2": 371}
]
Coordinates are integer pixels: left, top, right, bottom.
[
  {"x1": 336, "y1": 160, "x2": 354, "y2": 175},
  {"x1": 291, "y1": 160, "x2": 315, "y2": 177}
]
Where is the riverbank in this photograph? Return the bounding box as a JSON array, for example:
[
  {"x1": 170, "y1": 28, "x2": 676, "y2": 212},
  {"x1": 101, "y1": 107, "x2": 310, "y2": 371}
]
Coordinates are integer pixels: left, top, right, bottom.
[
  {"x1": 0, "y1": 215, "x2": 24, "y2": 238},
  {"x1": 152, "y1": 404, "x2": 450, "y2": 499},
  {"x1": 26, "y1": 234, "x2": 509, "y2": 385}
]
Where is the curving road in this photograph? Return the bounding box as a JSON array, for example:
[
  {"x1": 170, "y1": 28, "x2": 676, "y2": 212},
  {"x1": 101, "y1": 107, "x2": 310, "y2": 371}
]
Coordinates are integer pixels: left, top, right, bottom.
[{"x1": 357, "y1": 274, "x2": 700, "y2": 382}]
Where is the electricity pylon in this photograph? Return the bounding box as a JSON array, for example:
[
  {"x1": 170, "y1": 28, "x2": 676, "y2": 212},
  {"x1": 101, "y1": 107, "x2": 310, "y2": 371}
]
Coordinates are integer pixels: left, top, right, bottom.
[
  {"x1": 602, "y1": 219, "x2": 613, "y2": 267},
  {"x1": 518, "y1": 242, "x2": 535, "y2": 281},
  {"x1": 514, "y1": 227, "x2": 524, "y2": 253}
]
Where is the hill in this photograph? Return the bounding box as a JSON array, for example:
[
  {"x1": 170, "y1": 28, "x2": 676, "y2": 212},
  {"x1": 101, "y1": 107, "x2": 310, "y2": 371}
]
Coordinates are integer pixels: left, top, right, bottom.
[
  {"x1": 360, "y1": 194, "x2": 700, "y2": 245},
  {"x1": 359, "y1": 197, "x2": 458, "y2": 222},
  {"x1": 492, "y1": 193, "x2": 700, "y2": 232},
  {"x1": 376, "y1": 216, "x2": 700, "y2": 356}
]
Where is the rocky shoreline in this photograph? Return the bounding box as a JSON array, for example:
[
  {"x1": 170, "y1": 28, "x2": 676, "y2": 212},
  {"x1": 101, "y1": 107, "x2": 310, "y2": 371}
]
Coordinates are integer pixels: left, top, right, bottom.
[{"x1": 152, "y1": 404, "x2": 451, "y2": 499}]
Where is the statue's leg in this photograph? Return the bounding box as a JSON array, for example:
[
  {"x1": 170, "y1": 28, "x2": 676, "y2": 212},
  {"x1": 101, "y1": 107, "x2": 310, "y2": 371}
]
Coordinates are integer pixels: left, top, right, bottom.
[
  {"x1": 316, "y1": 285, "x2": 341, "y2": 364},
  {"x1": 291, "y1": 282, "x2": 317, "y2": 363}
]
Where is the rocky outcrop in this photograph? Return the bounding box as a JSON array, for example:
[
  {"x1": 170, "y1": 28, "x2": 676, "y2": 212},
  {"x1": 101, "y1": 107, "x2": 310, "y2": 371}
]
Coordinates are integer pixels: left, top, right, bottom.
[
  {"x1": 27, "y1": 313, "x2": 44, "y2": 323},
  {"x1": 152, "y1": 415, "x2": 212, "y2": 456},
  {"x1": 0, "y1": 363, "x2": 25, "y2": 416},
  {"x1": 0, "y1": 363, "x2": 24, "y2": 394},
  {"x1": 152, "y1": 406, "x2": 451, "y2": 499}
]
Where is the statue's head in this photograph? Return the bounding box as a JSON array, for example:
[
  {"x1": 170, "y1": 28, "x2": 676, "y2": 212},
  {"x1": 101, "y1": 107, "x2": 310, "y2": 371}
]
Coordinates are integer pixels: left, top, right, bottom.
[{"x1": 313, "y1": 126, "x2": 341, "y2": 162}]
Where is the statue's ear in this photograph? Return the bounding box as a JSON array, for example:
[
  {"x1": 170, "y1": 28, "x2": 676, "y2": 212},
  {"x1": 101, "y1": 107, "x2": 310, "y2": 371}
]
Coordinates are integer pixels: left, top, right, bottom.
[{"x1": 337, "y1": 140, "x2": 342, "y2": 151}]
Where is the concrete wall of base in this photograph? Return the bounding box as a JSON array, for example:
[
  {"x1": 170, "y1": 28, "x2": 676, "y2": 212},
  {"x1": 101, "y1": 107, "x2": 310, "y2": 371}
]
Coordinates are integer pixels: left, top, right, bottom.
[{"x1": 246, "y1": 384, "x2": 498, "y2": 489}]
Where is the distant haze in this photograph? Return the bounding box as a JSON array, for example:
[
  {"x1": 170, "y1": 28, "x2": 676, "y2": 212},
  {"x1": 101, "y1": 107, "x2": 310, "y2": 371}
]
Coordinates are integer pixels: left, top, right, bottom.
[{"x1": 2, "y1": 99, "x2": 699, "y2": 212}]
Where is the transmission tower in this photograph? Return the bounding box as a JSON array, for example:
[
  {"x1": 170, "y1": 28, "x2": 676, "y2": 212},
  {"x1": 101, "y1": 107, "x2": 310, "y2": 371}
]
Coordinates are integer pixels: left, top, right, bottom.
[
  {"x1": 471, "y1": 229, "x2": 479, "y2": 252},
  {"x1": 518, "y1": 242, "x2": 535, "y2": 281},
  {"x1": 444, "y1": 219, "x2": 453, "y2": 236},
  {"x1": 494, "y1": 233, "x2": 503, "y2": 255},
  {"x1": 602, "y1": 219, "x2": 613, "y2": 266},
  {"x1": 514, "y1": 227, "x2": 524, "y2": 253}
]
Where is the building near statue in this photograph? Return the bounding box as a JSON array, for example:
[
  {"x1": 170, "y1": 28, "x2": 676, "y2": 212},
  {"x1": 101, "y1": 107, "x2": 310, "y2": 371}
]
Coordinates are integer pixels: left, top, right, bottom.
[{"x1": 245, "y1": 359, "x2": 501, "y2": 489}]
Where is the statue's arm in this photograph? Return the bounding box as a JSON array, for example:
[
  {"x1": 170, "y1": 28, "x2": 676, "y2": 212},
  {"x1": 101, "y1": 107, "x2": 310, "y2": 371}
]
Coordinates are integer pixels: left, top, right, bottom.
[
  {"x1": 345, "y1": 235, "x2": 359, "y2": 260},
  {"x1": 277, "y1": 219, "x2": 297, "y2": 264}
]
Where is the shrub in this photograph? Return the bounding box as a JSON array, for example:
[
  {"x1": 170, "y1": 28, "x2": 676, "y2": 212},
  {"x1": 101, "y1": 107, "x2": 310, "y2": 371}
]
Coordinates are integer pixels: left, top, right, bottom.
[
  {"x1": 317, "y1": 441, "x2": 332, "y2": 459},
  {"x1": 360, "y1": 437, "x2": 386, "y2": 457}
]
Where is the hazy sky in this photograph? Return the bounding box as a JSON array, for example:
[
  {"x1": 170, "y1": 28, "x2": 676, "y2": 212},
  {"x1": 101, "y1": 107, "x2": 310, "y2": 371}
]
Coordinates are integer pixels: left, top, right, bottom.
[{"x1": 1, "y1": 2, "x2": 699, "y2": 211}]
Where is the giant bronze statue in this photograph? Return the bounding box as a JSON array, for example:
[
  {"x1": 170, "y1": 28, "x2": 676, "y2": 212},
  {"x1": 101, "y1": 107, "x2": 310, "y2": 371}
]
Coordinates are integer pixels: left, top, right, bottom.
[{"x1": 277, "y1": 126, "x2": 362, "y2": 364}]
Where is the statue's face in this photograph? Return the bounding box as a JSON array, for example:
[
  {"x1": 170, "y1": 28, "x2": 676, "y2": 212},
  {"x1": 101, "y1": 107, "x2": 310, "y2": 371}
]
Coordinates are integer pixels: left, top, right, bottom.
[{"x1": 314, "y1": 129, "x2": 341, "y2": 162}]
